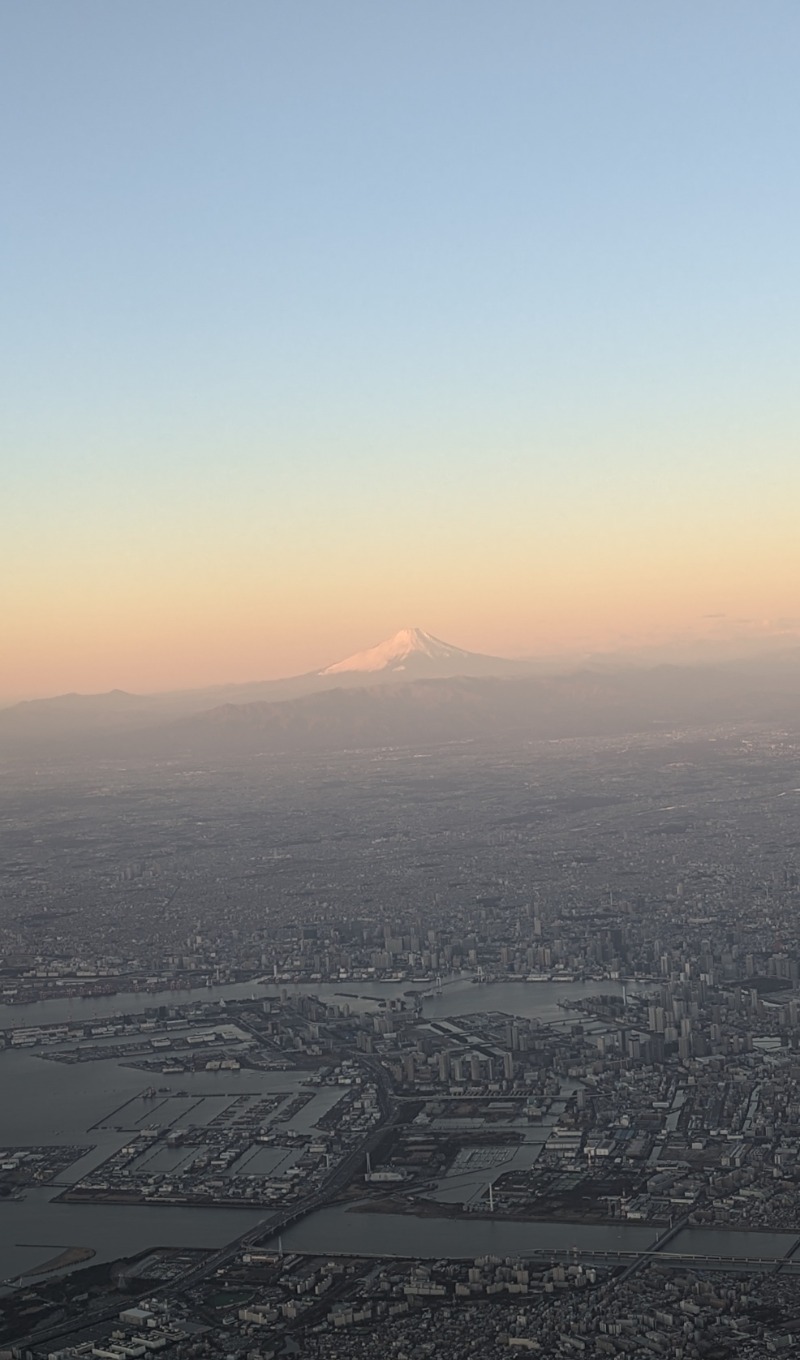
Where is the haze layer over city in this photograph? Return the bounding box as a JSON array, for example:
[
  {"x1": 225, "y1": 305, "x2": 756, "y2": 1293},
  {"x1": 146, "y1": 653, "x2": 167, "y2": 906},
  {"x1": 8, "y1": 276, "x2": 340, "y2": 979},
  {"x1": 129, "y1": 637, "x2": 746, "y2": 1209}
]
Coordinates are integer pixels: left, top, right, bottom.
[{"x1": 3, "y1": 3, "x2": 800, "y2": 1358}]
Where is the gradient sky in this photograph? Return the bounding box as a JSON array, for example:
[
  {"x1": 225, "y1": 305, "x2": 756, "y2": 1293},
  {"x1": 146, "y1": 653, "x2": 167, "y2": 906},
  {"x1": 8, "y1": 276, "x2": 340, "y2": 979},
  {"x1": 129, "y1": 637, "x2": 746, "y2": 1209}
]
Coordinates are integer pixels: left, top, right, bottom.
[{"x1": 3, "y1": 1, "x2": 799, "y2": 699}]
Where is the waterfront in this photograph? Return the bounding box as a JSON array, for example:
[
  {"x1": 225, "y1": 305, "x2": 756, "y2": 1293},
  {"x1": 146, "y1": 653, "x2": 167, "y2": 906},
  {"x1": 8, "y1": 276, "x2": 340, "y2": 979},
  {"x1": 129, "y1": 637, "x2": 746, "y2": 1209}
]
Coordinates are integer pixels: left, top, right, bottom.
[
  {"x1": 265, "y1": 1203, "x2": 659, "y2": 1260},
  {"x1": 3, "y1": 736, "x2": 800, "y2": 1351},
  {"x1": 3, "y1": 1021, "x2": 800, "y2": 1286},
  {"x1": 0, "y1": 975, "x2": 635, "y2": 1031},
  {"x1": 0, "y1": 1188, "x2": 272, "y2": 1286},
  {"x1": 6, "y1": 969, "x2": 796, "y2": 1294},
  {"x1": 0, "y1": 1047, "x2": 307, "y2": 1283},
  {"x1": 263, "y1": 1204, "x2": 800, "y2": 1268}
]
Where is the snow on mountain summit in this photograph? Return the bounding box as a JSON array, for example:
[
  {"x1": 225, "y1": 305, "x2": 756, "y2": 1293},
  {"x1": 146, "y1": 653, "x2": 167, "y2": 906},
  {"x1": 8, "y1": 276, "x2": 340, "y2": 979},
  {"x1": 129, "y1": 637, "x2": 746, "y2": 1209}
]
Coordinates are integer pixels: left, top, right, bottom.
[{"x1": 320, "y1": 627, "x2": 509, "y2": 676}]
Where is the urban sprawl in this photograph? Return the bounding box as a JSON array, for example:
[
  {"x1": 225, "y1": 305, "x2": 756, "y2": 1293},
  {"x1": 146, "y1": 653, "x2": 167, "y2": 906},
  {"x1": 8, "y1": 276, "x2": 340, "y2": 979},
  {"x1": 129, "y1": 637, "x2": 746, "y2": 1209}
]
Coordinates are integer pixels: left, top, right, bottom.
[{"x1": 2, "y1": 727, "x2": 800, "y2": 1357}]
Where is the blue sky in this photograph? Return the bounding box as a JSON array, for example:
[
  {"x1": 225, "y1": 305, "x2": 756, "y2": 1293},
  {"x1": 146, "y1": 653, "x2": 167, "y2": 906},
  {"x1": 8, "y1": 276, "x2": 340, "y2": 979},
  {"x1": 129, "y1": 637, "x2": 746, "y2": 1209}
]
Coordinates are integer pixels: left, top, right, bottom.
[{"x1": 3, "y1": 1, "x2": 799, "y2": 696}]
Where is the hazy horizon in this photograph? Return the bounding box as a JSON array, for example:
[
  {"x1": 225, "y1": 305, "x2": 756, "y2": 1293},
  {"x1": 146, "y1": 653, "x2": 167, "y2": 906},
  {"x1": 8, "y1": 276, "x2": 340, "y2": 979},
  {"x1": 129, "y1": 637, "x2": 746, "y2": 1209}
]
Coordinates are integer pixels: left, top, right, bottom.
[
  {"x1": 4, "y1": 9, "x2": 800, "y2": 1336},
  {"x1": 4, "y1": 2, "x2": 799, "y2": 701},
  {"x1": 3, "y1": 619, "x2": 800, "y2": 709}
]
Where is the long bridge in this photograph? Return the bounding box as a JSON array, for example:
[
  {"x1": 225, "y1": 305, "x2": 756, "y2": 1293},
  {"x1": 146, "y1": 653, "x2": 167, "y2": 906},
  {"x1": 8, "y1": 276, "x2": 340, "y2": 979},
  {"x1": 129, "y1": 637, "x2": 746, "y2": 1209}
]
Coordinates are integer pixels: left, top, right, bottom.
[{"x1": 547, "y1": 1246, "x2": 800, "y2": 1271}]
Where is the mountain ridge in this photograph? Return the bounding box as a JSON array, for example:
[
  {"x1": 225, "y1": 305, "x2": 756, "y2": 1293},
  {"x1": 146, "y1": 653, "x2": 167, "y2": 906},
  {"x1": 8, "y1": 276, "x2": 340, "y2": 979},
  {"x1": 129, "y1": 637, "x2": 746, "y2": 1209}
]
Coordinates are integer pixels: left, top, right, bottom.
[
  {"x1": 140, "y1": 665, "x2": 800, "y2": 756},
  {"x1": 2, "y1": 631, "x2": 800, "y2": 756}
]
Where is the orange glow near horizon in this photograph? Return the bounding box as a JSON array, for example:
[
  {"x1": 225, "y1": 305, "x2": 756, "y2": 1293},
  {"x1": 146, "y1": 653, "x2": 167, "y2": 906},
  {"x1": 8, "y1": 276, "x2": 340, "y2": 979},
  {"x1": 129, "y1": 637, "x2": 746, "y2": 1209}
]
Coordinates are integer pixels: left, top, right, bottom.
[
  {"x1": 5, "y1": 4, "x2": 800, "y2": 703},
  {"x1": 5, "y1": 506, "x2": 799, "y2": 701},
  {"x1": 5, "y1": 383, "x2": 799, "y2": 702}
]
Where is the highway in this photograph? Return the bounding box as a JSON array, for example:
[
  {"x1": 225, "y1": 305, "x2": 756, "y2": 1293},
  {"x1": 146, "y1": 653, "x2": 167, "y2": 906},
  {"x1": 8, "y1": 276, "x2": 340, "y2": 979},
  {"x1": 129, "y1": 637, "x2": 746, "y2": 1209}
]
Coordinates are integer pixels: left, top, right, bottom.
[
  {"x1": 27, "y1": 1057, "x2": 772, "y2": 1357},
  {"x1": 15, "y1": 1056, "x2": 399, "y2": 1353}
]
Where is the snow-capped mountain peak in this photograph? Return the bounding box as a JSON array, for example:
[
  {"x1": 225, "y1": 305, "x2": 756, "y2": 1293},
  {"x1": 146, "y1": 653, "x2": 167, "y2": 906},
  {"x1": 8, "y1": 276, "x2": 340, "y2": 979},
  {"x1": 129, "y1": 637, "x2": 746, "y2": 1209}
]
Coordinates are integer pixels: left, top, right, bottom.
[{"x1": 320, "y1": 627, "x2": 509, "y2": 677}]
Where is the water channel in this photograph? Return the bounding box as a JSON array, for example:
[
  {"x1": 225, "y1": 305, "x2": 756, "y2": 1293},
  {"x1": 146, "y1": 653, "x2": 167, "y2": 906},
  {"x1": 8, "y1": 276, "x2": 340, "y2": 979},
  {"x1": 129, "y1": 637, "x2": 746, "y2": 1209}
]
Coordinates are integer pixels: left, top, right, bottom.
[{"x1": 3, "y1": 976, "x2": 795, "y2": 1282}]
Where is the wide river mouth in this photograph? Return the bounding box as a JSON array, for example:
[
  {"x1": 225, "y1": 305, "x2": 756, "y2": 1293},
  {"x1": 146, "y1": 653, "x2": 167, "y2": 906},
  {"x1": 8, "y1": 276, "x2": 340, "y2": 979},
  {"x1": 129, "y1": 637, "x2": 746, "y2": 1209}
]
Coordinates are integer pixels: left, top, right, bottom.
[{"x1": 3, "y1": 977, "x2": 797, "y2": 1283}]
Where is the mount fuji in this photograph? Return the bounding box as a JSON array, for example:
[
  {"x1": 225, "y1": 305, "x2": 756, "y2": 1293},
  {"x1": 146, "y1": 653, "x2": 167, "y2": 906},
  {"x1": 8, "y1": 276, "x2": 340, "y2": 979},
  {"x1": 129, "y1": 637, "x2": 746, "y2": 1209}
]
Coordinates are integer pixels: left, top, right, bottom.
[
  {"x1": 0, "y1": 627, "x2": 521, "y2": 750},
  {"x1": 6, "y1": 626, "x2": 799, "y2": 758},
  {"x1": 319, "y1": 627, "x2": 517, "y2": 679}
]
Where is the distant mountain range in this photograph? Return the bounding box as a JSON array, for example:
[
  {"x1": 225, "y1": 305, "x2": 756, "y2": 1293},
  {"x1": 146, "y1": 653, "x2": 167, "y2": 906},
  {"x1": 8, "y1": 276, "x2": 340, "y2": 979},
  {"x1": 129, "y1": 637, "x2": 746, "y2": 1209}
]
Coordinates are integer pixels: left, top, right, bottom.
[{"x1": 2, "y1": 628, "x2": 799, "y2": 757}]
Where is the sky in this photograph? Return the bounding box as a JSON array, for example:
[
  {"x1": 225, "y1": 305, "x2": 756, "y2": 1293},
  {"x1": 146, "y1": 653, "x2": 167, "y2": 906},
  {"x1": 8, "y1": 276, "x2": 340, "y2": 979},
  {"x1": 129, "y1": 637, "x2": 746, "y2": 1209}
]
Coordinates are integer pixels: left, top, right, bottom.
[{"x1": 3, "y1": 0, "x2": 799, "y2": 700}]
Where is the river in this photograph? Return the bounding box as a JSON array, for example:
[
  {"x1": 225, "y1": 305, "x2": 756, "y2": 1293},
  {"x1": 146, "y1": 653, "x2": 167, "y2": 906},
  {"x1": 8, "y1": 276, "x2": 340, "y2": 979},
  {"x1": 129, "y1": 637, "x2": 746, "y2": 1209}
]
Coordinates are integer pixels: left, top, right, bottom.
[
  {"x1": 0, "y1": 974, "x2": 636, "y2": 1030},
  {"x1": 262, "y1": 1206, "x2": 800, "y2": 1267},
  {"x1": 4, "y1": 976, "x2": 793, "y2": 1284},
  {"x1": 0, "y1": 1047, "x2": 307, "y2": 1284}
]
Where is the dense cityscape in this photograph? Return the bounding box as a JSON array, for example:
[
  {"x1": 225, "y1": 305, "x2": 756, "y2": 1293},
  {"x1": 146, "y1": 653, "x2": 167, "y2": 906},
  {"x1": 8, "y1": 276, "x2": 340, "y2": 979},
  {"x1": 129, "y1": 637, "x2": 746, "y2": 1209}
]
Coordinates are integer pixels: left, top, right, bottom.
[
  {"x1": 1, "y1": 724, "x2": 800, "y2": 1357},
  {"x1": 6, "y1": 0, "x2": 799, "y2": 1354}
]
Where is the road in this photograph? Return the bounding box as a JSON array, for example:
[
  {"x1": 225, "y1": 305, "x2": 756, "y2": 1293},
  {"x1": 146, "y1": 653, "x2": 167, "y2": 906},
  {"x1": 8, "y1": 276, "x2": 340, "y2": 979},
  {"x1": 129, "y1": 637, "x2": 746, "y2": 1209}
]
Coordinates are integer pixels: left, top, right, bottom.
[{"x1": 15, "y1": 1056, "x2": 398, "y2": 1353}]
